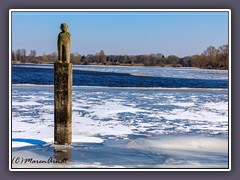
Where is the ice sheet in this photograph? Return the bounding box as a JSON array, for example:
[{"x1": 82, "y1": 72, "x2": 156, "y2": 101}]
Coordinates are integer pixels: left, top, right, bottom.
[
  {"x1": 127, "y1": 136, "x2": 228, "y2": 153},
  {"x1": 12, "y1": 87, "x2": 228, "y2": 147}
]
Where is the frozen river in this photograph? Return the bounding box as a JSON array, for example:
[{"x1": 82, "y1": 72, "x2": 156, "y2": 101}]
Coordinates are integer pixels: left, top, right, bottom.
[
  {"x1": 11, "y1": 65, "x2": 229, "y2": 169},
  {"x1": 12, "y1": 86, "x2": 228, "y2": 169}
]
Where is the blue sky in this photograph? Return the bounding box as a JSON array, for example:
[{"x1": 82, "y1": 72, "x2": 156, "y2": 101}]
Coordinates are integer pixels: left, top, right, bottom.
[{"x1": 11, "y1": 11, "x2": 229, "y2": 57}]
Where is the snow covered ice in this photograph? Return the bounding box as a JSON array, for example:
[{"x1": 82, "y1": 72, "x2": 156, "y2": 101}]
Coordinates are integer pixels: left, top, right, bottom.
[{"x1": 11, "y1": 86, "x2": 229, "y2": 168}]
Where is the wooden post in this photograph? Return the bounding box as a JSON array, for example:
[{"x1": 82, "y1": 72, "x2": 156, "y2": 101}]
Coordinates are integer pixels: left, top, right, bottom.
[{"x1": 54, "y1": 62, "x2": 72, "y2": 145}]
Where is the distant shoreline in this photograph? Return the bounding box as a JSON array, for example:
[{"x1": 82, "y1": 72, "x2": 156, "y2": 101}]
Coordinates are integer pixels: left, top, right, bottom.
[{"x1": 12, "y1": 62, "x2": 228, "y2": 70}]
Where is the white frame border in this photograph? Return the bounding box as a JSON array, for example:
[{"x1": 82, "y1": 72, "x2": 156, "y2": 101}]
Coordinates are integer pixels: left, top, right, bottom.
[{"x1": 9, "y1": 9, "x2": 231, "y2": 172}]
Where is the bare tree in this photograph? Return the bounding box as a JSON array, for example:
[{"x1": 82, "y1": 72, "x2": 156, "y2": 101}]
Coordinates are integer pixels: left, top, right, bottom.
[
  {"x1": 12, "y1": 50, "x2": 16, "y2": 61},
  {"x1": 30, "y1": 50, "x2": 37, "y2": 58},
  {"x1": 99, "y1": 50, "x2": 106, "y2": 64}
]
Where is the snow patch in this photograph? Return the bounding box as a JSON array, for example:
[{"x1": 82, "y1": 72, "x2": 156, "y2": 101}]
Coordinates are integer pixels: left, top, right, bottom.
[{"x1": 127, "y1": 136, "x2": 228, "y2": 153}]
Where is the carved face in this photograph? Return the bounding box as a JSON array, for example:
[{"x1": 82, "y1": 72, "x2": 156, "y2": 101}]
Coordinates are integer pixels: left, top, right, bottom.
[{"x1": 60, "y1": 23, "x2": 68, "y2": 33}]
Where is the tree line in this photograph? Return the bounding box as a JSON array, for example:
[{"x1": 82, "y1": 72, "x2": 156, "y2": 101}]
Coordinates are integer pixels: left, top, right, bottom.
[{"x1": 12, "y1": 44, "x2": 228, "y2": 69}]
